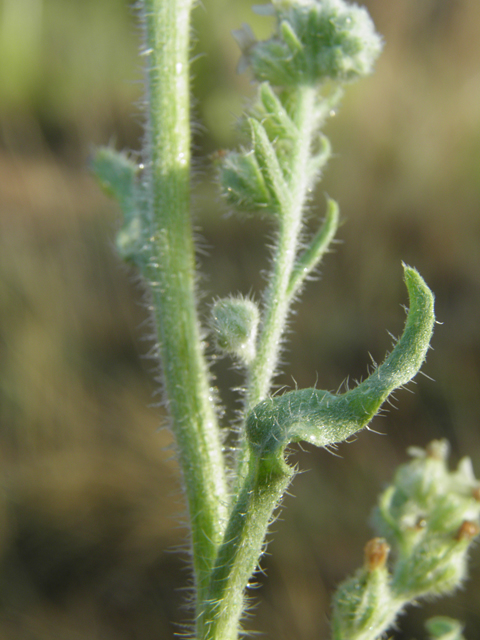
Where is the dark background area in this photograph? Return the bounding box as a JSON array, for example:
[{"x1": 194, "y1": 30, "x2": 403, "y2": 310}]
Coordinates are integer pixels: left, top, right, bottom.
[{"x1": 0, "y1": 0, "x2": 479, "y2": 638}]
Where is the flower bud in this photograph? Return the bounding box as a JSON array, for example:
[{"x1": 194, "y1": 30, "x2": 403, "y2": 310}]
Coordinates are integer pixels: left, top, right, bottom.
[
  {"x1": 246, "y1": 0, "x2": 383, "y2": 87},
  {"x1": 455, "y1": 520, "x2": 480, "y2": 542},
  {"x1": 364, "y1": 537, "x2": 390, "y2": 572},
  {"x1": 332, "y1": 540, "x2": 396, "y2": 640},
  {"x1": 211, "y1": 297, "x2": 259, "y2": 364}
]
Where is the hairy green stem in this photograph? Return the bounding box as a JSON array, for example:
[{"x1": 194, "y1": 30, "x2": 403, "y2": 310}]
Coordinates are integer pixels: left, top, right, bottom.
[
  {"x1": 247, "y1": 85, "x2": 319, "y2": 410},
  {"x1": 231, "y1": 85, "x2": 320, "y2": 488},
  {"x1": 140, "y1": 0, "x2": 228, "y2": 603},
  {"x1": 200, "y1": 85, "x2": 330, "y2": 640},
  {"x1": 201, "y1": 453, "x2": 293, "y2": 640}
]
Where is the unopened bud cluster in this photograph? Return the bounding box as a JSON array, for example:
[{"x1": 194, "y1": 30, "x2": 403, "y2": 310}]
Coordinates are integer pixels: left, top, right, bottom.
[
  {"x1": 220, "y1": 0, "x2": 382, "y2": 219},
  {"x1": 376, "y1": 439, "x2": 480, "y2": 597},
  {"x1": 236, "y1": 0, "x2": 383, "y2": 87},
  {"x1": 332, "y1": 441, "x2": 480, "y2": 640}
]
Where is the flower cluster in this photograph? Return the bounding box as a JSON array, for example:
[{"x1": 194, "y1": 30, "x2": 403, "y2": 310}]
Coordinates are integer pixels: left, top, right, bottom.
[
  {"x1": 236, "y1": 0, "x2": 383, "y2": 86},
  {"x1": 332, "y1": 441, "x2": 480, "y2": 640}
]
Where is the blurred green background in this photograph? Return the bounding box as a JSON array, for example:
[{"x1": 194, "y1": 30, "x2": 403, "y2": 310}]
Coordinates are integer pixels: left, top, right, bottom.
[{"x1": 0, "y1": 0, "x2": 479, "y2": 638}]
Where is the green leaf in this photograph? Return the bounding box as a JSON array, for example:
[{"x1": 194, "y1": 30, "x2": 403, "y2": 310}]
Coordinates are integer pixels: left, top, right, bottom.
[
  {"x1": 258, "y1": 82, "x2": 298, "y2": 141},
  {"x1": 220, "y1": 150, "x2": 273, "y2": 213},
  {"x1": 91, "y1": 146, "x2": 138, "y2": 213},
  {"x1": 426, "y1": 617, "x2": 466, "y2": 640},
  {"x1": 287, "y1": 197, "x2": 339, "y2": 297},
  {"x1": 249, "y1": 117, "x2": 291, "y2": 215},
  {"x1": 90, "y1": 147, "x2": 148, "y2": 265},
  {"x1": 307, "y1": 134, "x2": 332, "y2": 180},
  {"x1": 246, "y1": 266, "x2": 435, "y2": 459},
  {"x1": 280, "y1": 19, "x2": 303, "y2": 53}
]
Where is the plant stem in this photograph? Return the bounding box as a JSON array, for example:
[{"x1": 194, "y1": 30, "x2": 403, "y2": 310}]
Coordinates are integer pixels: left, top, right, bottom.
[
  {"x1": 140, "y1": 0, "x2": 228, "y2": 602},
  {"x1": 233, "y1": 85, "x2": 319, "y2": 487},
  {"x1": 200, "y1": 84, "x2": 321, "y2": 640},
  {"x1": 201, "y1": 453, "x2": 294, "y2": 640},
  {"x1": 247, "y1": 85, "x2": 319, "y2": 410}
]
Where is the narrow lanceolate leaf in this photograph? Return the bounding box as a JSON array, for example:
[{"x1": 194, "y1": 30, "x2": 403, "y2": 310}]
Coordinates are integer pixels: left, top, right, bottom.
[
  {"x1": 258, "y1": 82, "x2": 298, "y2": 141},
  {"x1": 220, "y1": 150, "x2": 273, "y2": 213},
  {"x1": 287, "y1": 197, "x2": 339, "y2": 298},
  {"x1": 247, "y1": 266, "x2": 435, "y2": 459},
  {"x1": 280, "y1": 20, "x2": 303, "y2": 53},
  {"x1": 249, "y1": 118, "x2": 291, "y2": 215}
]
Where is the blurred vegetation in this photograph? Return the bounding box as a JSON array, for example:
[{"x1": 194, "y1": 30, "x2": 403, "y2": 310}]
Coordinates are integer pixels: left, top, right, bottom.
[{"x1": 0, "y1": 0, "x2": 479, "y2": 638}]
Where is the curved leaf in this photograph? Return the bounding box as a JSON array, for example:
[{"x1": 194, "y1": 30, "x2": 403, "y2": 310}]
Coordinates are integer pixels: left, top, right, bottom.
[{"x1": 247, "y1": 265, "x2": 435, "y2": 459}]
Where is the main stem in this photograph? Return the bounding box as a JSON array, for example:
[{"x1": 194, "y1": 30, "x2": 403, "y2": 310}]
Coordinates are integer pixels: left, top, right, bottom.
[{"x1": 141, "y1": 0, "x2": 228, "y2": 604}]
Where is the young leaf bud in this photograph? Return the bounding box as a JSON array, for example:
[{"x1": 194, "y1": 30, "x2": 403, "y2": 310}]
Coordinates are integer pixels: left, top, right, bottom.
[{"x1": 211, "y1": 297, "x2": 260, "y2": 365}]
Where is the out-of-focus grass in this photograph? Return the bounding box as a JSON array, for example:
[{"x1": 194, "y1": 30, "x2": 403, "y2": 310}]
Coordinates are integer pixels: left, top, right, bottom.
[{"x1": 0, "y1": 0, "x2": 479, "y2": 638}]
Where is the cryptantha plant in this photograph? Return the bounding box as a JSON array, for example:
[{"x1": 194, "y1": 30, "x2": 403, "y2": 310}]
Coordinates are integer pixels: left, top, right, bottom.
[{"x1": 91, "y1": 0, "x2": 478, "y2": 638}]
